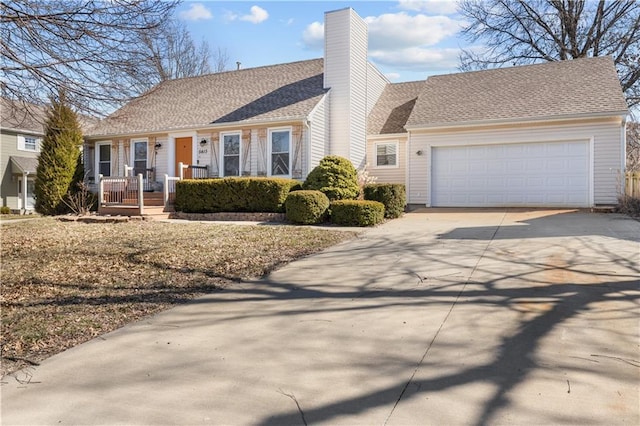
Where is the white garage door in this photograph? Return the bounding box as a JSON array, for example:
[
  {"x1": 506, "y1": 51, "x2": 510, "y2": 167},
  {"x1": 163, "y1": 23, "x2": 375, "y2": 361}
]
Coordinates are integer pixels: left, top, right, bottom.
[{"x1": 431, "y1": 141, "x2": 590, "y2": 207}]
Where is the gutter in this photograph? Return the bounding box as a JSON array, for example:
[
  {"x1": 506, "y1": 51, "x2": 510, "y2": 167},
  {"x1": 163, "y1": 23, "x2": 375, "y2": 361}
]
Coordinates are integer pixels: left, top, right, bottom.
[
  {"x1": 85, "y1": 116, "x2": 309, "y2": 141},
  {"x1": 1, "y1": 127, "x2": 44, "y2": 136},
  {"x1": 405, "y1": 110, "x2": 630, "y2": 132}
]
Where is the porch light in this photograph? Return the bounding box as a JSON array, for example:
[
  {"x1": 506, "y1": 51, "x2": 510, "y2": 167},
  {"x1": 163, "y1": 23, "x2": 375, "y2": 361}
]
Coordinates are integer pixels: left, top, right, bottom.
[
  {"x1": 200, "y1": 139, "x2": 208, "y2": 146},
  {"x1": 416, "y1": 150, "x2": 423, "y2": 156},
  {"x1": 155, "y1": 143, "x2": 162, "y2": 150}
]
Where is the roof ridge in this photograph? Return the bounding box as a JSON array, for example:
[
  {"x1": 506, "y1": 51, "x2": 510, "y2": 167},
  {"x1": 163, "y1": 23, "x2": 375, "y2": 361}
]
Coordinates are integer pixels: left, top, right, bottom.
[
  {"x1": 427, "y1": 55, "x2": 613, "y2": 80},
  {"x1": 158, "y1": 57, "x2": 324, "y2": 85}
]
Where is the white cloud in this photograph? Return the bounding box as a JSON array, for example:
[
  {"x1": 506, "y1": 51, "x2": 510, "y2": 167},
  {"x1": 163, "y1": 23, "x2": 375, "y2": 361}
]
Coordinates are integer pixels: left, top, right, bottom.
[
  {"x1": 370, "y1": 47, "x2": 461, "y2": 72},
  {"x1": 365, "y1": 12, "x2": 464, "y2": 50},
  {"x1": 301, "y1": 12, "x2": 463, "y2": 53},
  {"x1": 301, "y1": 10, "x2": 464, "y2": 74},
  {"x1": 302, "y1": 21, "x2": 324, "y2": 50},
  {"x1": 179, "y1": 3, "x2": 213, "y2": 21},
  {"x1": 398, "y1": 0, "x2": 459, "y2": 15},
  {"x1": 223, "y1": 10, "x2": 238, "y2": 22},
  {"x1": 385, "y1": 72, "x2": 401, "y2": 81},
  {"x1": 240, "y1": 5, "x2": 269, "y2": 24}
]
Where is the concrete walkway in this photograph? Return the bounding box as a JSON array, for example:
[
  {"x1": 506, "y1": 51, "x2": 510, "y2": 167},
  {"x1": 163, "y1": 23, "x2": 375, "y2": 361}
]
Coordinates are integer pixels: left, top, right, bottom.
[{"x1": 2, "y1": 209, "x2": 639, "y2": 425}]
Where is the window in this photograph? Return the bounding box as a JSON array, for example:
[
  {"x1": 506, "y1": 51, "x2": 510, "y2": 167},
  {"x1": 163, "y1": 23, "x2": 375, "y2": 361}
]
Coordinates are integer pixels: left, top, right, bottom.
[
  {"x1": 17, "y1": 135, "x2": 40, "y2": 152},
  {"x1": 132, "y1": 140, "x2": 147, "y2": 176},
  {"x1": 98, "y1": 143, "x2": 111, "y2": 176},
  {"x1": 269, "y1": 129, "x2": 291, "y2": 176},
  {"x1": 375, "y1": 142, "x2": 398, "y2": 167},
  {"x1": 24, "y1": 137, "x2": 37, "y2": 151},
  {"x1": 221, "y1": 133, "x2": 241, "y2": 176}
]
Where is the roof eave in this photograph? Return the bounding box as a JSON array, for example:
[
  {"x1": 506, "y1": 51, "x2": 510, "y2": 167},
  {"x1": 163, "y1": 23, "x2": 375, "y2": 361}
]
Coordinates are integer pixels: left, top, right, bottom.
[
  {"x1": 1, "y1": 126, "x2": 44, "y2": 136},
  {"x1": 85, "y1": 116, "x2": 311, "y2": 140},
  {"x1": 367, "y1": 132, "x2": 409, "y2": 140},
  {"x1": 405, "y1": 110, "x2": 630, "y2": 131}
]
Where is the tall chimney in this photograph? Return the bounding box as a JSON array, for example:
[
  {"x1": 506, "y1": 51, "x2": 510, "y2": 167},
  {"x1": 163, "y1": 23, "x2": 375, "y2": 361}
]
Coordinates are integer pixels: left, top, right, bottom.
[{"x1": 323, "y1": 8, "x2": 368, "y2": 168}]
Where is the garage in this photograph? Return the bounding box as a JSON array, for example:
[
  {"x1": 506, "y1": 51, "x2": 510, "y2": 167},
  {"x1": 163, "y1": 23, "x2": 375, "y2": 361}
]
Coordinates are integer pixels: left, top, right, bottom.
[{"x1": 431, "y1": 141, "x2": 590, "y2": 207}]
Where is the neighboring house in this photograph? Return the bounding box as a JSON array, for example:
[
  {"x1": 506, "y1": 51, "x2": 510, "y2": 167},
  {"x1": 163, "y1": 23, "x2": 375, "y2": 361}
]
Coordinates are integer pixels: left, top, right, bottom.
[
  {"x1": 1, "y1": 98, "x2": 98, "y2": 213},
  {"x1": 85, "y1": 8, "x2": 629, "y2": 208},
  {"x1": 0, "y1": 98, "x2": 47, "y2": 213}
]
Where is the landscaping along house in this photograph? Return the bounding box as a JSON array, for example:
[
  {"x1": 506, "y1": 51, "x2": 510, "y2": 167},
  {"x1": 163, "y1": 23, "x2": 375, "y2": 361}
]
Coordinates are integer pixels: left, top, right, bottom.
[{"x1": 84, "y1": 7, "x2": 629, "y2": 213}]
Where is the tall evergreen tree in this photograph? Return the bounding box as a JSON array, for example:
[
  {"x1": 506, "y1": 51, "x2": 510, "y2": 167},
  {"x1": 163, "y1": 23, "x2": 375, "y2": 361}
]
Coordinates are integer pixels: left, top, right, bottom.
[{"x1": 35, "y1": 92, "x2": 83, "y2": 215}]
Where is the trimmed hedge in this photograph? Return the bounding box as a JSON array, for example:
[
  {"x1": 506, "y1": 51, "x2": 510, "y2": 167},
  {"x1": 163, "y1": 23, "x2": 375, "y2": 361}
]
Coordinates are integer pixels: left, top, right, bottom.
[
  {"x1": 330, "y1": 200, "x2": 385, "y2": 227},
  {"x1": 363, "y1": 183, "x2": 406, "y2": 218},
  {"x1": 174, "y1": 177, "x2": 300, "y2": 213},
  {"x1": 303, "y1": 155, "x2": 359, "y2": 201},
  {"x1": 285, "y1": 190, "x2": 330, "y2": 224}
]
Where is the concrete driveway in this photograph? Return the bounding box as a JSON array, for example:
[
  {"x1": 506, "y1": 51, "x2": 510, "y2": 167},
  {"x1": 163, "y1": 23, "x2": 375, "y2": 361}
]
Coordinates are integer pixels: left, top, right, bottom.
[{"x1": 2, "y1": 209, "x2": 639, "y2": 425}]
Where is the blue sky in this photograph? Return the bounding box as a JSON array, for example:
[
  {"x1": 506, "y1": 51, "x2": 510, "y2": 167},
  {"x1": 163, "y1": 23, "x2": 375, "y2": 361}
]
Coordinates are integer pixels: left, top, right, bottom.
[{"x1": 177, "y1": 0, "x2": 469, "y2": 82}]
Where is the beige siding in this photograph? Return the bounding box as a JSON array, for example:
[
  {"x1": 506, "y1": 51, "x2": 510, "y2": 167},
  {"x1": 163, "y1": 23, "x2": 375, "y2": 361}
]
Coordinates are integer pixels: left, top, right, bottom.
[
  {"x1": 153, "y1": 136, "x2": 169, "y2": 179},
  {"x1": 367, "y1": 137, "x2": 407, "y2": 184},
  {"x1": 408, "y1": 118, "x2": 624, "y2": 206},
  {"x1": 2, "y1": 131, "x2": 36, "y2": 209}
]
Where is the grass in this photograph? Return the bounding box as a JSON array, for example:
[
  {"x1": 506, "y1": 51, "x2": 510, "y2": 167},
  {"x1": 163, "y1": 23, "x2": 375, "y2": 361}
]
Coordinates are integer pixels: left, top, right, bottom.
[
  {"x1": 0, "y1": 213, "x2": 40, "y2": 221},
  {"x1": 1, "y1": 218, "x2": 357, "y2": 376}
]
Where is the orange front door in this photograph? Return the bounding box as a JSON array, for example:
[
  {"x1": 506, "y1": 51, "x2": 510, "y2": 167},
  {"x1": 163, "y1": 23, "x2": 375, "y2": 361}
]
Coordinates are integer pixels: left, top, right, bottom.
[{"x1": 175, "y1": 137, "x2": 192, "y2": 178}]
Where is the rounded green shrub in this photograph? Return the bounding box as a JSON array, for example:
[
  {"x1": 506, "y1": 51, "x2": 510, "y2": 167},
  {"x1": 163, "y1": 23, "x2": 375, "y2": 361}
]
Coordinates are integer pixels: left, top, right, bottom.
[
  {"x1": 303, "y1": 155, "x2": 359, "y2": 201},
  {"x1": 0, "y1": 206, "x2": 11, "y2": 214},
  {"x1": 285, "y1": 190, "x2": 330, "y2": 224},
  {"x1": 363, "y1": 183, "x2": 406, "y2": 218},
  {"x1": 330, "y1": 200, "x2": 385, "y2": 227}
]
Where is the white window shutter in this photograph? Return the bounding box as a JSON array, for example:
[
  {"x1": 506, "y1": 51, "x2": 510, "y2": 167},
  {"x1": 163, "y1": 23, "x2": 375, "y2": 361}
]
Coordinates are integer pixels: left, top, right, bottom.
[{"x1": 17, "y1": 135, "x2": 25, "y2": 150}]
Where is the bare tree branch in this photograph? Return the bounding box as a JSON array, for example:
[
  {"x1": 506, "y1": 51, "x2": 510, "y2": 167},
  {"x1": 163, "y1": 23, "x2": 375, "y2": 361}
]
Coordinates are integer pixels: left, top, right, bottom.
[
  {"x1": 0, "y1": 0, "x2": 179, "y2": 116},
  {"x1": 459, "y1": 0, "x2": 640, "y2": 107}
]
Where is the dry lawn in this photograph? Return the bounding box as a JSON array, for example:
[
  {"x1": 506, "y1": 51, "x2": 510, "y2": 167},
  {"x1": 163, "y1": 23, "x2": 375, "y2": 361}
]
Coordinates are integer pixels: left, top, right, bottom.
[{"x1": 1, "y1": 218, "x2": 356, "y2": 376}]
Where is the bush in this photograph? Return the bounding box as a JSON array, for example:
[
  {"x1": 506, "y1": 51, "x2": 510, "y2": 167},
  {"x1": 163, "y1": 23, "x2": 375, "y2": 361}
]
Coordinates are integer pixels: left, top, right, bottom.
[
  {"x1": 1, "y1": 206, "x2": 11, "y2": 214},
  {"x1": 617, "y1": 195, "x2": 640, "y2": 217},
  {"x1": 363, "y1": 183, "x2": 406, "y2": 218},
  {"x1": 285, "y1": 190, "x2": 330, "y2": 224},
  {"x1": 303, "y1": 155, "x2": 359, "y2": 201},
  {"x1": 330, "y1": 200, "x2": 385, "y2": 227},
  {"x1": 174, "y1": 177, "x2": 300, "y2": 213}
]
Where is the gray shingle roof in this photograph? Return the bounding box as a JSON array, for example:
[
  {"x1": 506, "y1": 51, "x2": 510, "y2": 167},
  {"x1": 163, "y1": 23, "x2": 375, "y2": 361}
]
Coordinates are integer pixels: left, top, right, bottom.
[
  {"x1": 368, "y1": 81, "x2": 425, "y2": 135},
  {"x1": 1, "y1": 98, "x2": 47, "y2": 134},
  {"x1": 10, "y1": 156, "x2": 39, "y2": 174},
  {"x1": 88, "y1": 59, "x2": 326, "y2": 137},
  {"x1": 406, "y1": 56, "x2": 629, "y2": 128}
]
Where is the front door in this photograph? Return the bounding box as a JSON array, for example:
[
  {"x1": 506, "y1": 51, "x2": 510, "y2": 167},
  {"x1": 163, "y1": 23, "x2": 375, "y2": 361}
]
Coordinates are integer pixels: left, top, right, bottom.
[{"x1": 175, "y1": 137, "x2": 192, "y2": 178}]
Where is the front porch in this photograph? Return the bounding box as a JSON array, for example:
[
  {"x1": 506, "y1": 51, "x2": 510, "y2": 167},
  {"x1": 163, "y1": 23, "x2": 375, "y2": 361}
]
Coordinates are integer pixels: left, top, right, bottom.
[{"x1": 97, "y1": 162, "x2": 206, "y2": 217}]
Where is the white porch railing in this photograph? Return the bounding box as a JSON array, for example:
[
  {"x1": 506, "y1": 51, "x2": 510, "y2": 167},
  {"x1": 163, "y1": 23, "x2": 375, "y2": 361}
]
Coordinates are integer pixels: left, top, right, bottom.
[
  {"x1": 164, "y1": 174, "x2": 180, "y2": 206},
  {"x1": 99, "y1": 173, "x2": 144, "y2": 215}
]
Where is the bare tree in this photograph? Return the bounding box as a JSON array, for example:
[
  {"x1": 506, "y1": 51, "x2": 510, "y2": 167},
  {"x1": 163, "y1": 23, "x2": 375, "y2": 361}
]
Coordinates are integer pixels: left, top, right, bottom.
[
  {"x1": 1, "y1": 0, "x2": 179, "y2": 116},
  {"x1": 212, "y1": 47, "x2": 231, "y2": 73},
  {"x1": 134, "y1": 19, "x2": 230, "y2": 92},
  {"x1": 458, "y1": 0, "x2": 640, "y2": 107}
]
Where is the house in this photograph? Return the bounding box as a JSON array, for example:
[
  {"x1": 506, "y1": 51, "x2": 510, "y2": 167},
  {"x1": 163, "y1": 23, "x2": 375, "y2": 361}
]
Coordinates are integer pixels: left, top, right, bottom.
[
  {"x1": 85, "y1": 8, "x2": 629, "y2": 209},
  {"x1": 0, "y1": 98, "x2": 47, "y2": 213}
]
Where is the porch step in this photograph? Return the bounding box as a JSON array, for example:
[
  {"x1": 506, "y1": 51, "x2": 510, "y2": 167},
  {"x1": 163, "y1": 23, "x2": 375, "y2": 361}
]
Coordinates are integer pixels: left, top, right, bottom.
[
  {"x1": 121, "y1": 192, "x2": 165, "y2": 207},
  {"x1": 141, "y1": 206, "x2": 171, "y2": 221},
  {"x1": 98, "y1": 205, "x2": 142, "y2": 216}
]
